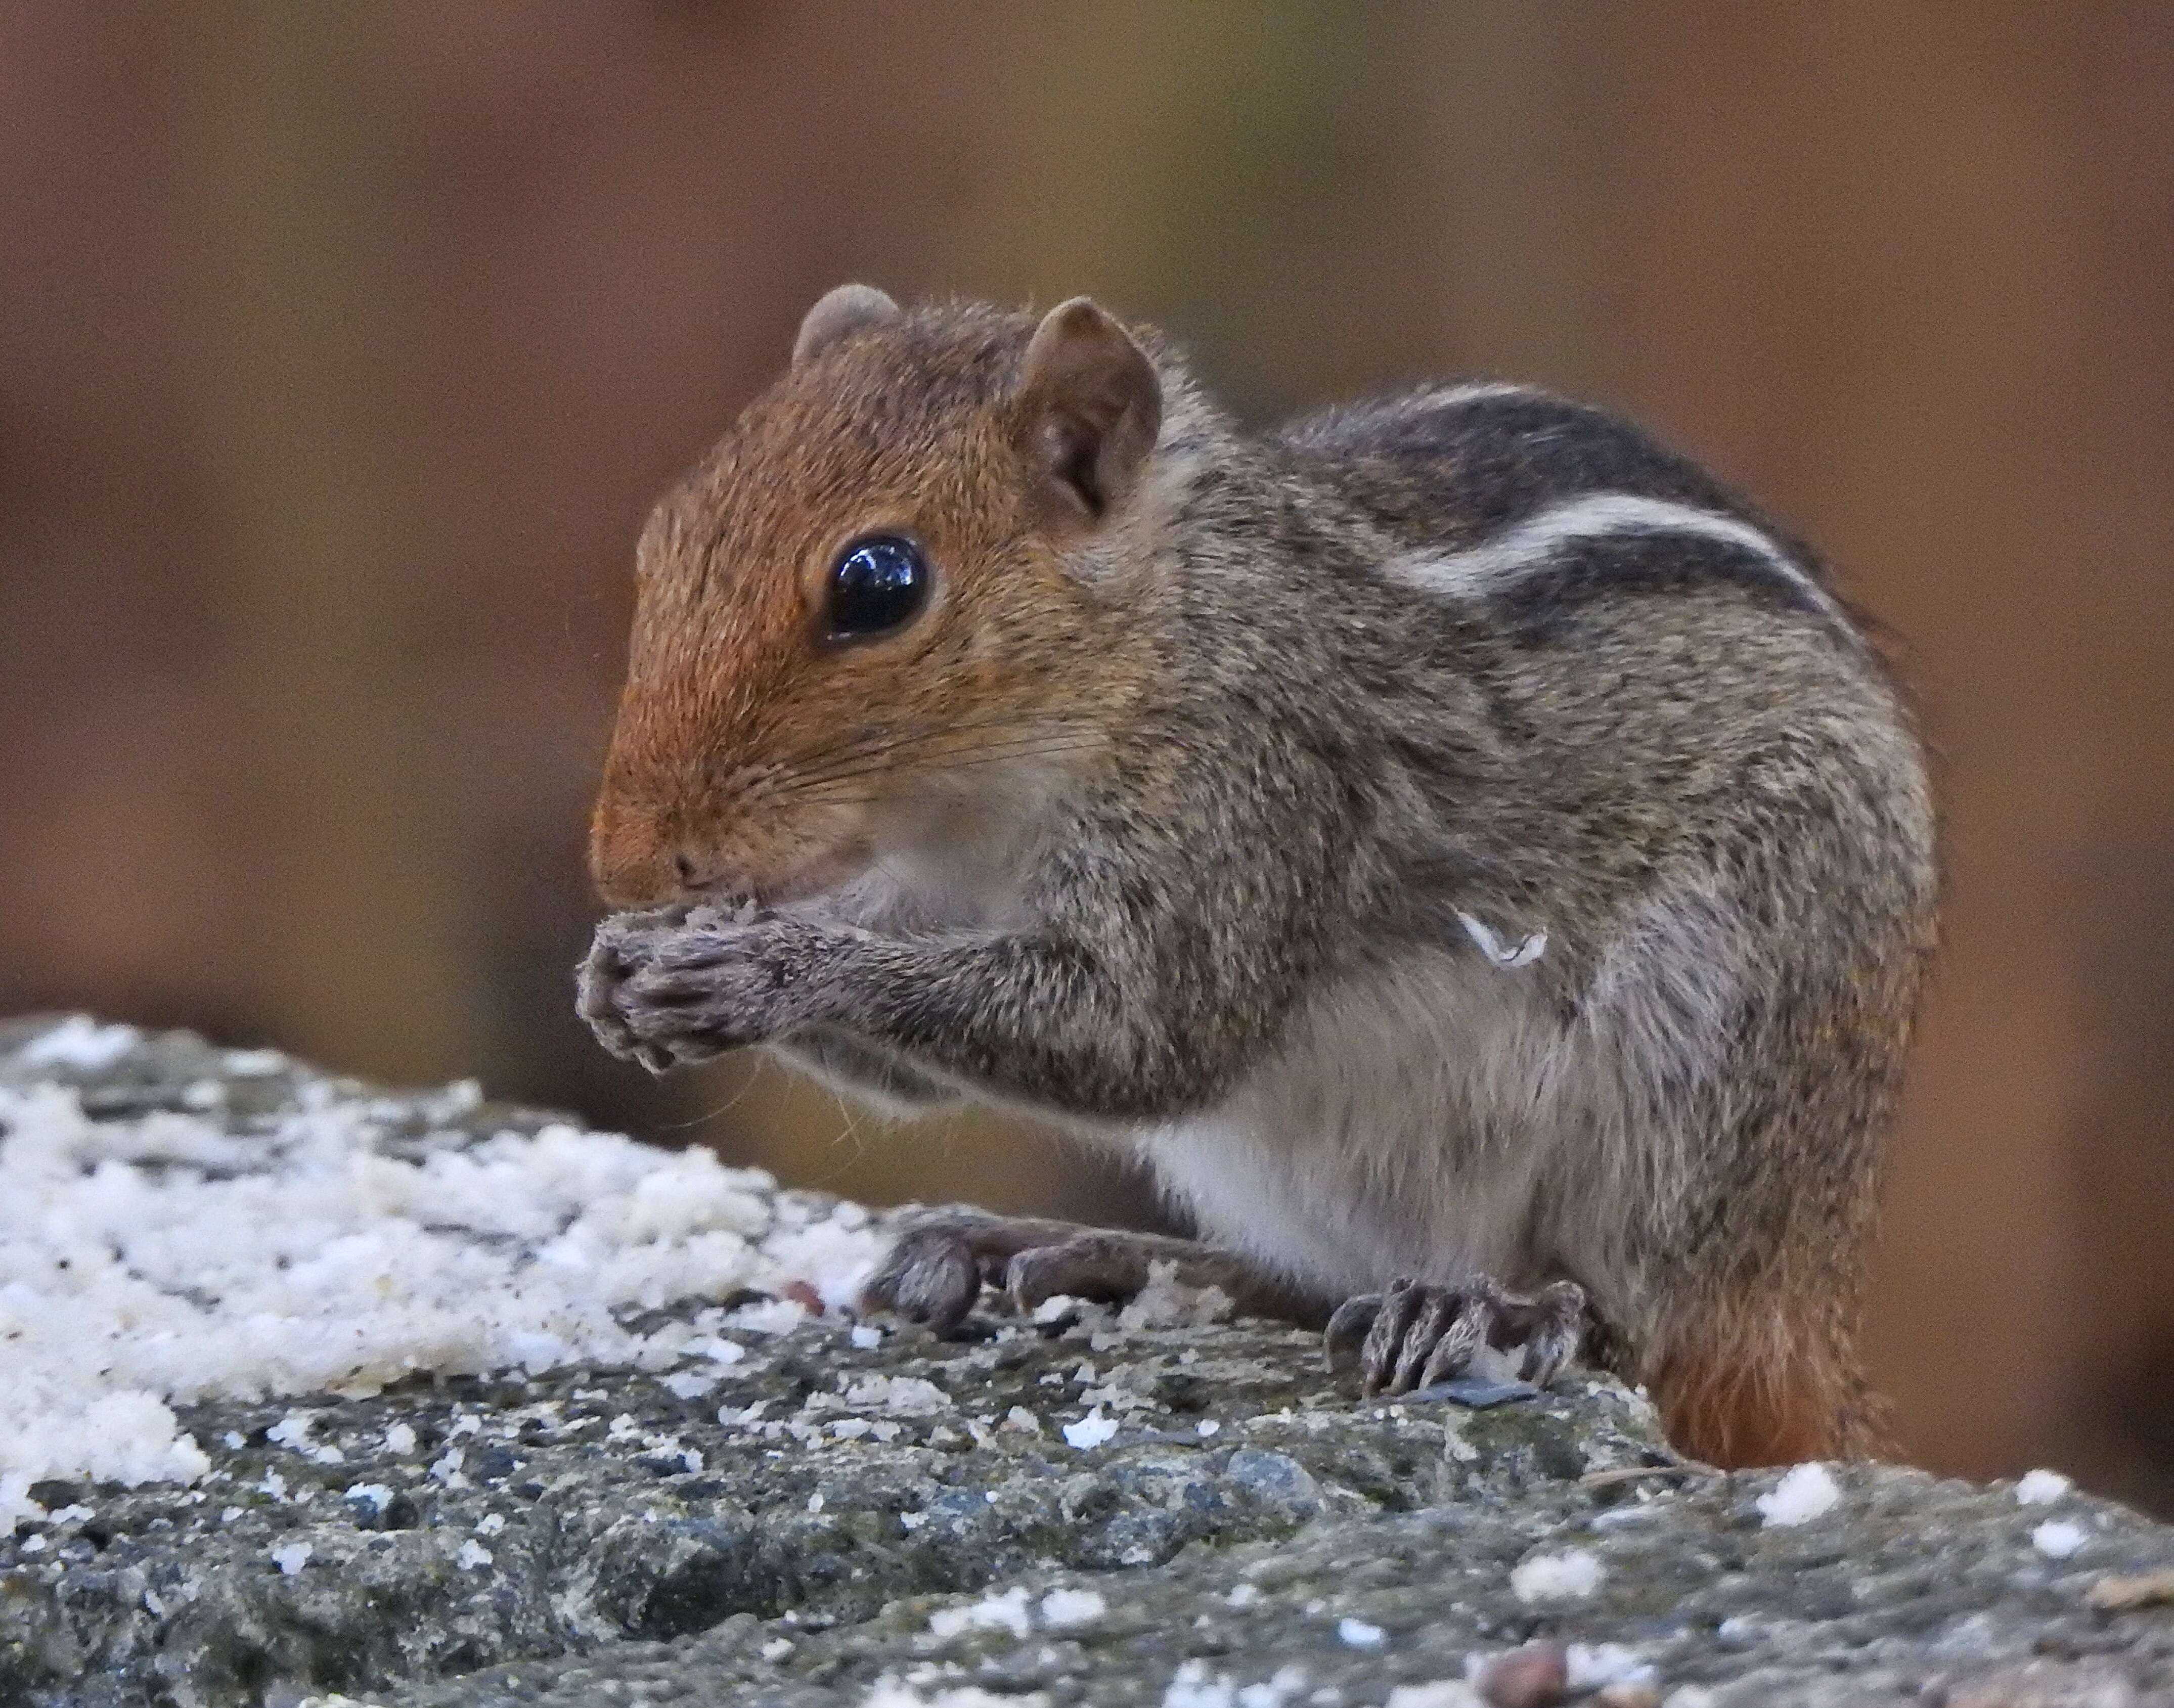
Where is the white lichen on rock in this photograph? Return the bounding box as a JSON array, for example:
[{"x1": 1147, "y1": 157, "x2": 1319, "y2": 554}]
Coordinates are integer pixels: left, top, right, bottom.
[
  {"x1": 1510, "y1": 1548, "x2": 1604, "y2": 1602},
  {"x1": 2015, "y1": 1468, "x2": 2073, "y2": 1506},
  {"x1": 0, "y1": 1017, "x2": 885, "y2": 1532},
  {"x1": 1756, "y1": 1462, "x2": 1841, "y2": 1527}
]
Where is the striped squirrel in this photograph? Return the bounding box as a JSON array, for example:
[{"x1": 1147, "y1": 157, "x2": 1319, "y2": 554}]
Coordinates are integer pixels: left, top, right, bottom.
[{"x1": 579, "y1": 285, "x2": 1938, "y2": 1467}]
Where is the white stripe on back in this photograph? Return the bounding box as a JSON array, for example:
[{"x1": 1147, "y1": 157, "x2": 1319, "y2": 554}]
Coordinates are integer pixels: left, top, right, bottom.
[
  {"x1": 1421, "y1": 381, "x2": 1548, "y2": 409},
  {"x1": 1380, "y1": 493, "x2": 1840, "y2": 622}
]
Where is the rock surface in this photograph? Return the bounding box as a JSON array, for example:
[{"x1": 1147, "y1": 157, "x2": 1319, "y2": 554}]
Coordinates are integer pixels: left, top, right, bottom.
[{"x1": 2, "y1": 1017, "x2": 2171, "y2": 1708}]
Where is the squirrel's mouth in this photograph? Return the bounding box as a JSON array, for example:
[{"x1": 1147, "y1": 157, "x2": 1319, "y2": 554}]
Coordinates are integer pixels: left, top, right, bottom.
[{"x1": 721, "y1": 832, "x2": 877, "y2": 911}]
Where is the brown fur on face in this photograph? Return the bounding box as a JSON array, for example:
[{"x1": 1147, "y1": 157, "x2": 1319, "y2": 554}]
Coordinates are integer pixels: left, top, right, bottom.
[{"x1": 590, "y1": 297, "x2": 1155, "y2": 909}]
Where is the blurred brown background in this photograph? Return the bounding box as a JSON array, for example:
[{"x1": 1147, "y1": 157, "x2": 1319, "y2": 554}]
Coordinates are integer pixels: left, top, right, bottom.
[{"x1": 4, "y1": 4, "x2": 2169, "y2": 1510}]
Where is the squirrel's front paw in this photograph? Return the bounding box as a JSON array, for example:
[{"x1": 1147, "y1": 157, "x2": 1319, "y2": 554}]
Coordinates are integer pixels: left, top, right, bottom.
[
  {"x1": 861, "y1": 1207, "x2": 1137, "y2": 1336},
  {"x1": 576, "y1": 903, "x2": 814, "y2": 1072},
  {"x1": 862, "y1": 1206, "x2": 1287, "y2": 1338},
  {"x1": 576, "y1": 905, "x2": 692, "y2": 1072}
]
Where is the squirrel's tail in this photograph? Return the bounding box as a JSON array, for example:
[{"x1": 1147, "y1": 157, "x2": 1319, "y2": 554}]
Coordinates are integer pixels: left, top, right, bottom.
[{"x1": 1642, "y1": 1301, "x2": 1892, "y2": 1468}]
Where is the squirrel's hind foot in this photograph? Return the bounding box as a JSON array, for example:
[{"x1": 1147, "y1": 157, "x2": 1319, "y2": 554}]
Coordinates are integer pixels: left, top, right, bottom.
[
  {"x1": 861, "y1": 1206, "x2": 1315, "y2": 1337},
  {"x1": 1325, "y1": 1275, "x2": 1588, "y2": 1394}
]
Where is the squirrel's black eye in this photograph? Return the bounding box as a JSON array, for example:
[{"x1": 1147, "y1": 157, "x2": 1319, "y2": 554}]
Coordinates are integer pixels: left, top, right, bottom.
[{"x1": 824, "y1": 534, "x2": 930, "y2": 642}]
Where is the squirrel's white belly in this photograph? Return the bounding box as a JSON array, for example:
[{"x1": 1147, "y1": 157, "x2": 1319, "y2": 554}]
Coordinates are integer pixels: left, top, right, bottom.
[{"x1": 1141, "y1": 947, "x2": 1578, "y2": 1299}]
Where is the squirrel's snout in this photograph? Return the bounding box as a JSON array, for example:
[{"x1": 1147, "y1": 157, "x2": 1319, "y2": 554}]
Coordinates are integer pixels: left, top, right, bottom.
[{"x1": 588, "y1": 801, "x2": 703, "y2": 911}]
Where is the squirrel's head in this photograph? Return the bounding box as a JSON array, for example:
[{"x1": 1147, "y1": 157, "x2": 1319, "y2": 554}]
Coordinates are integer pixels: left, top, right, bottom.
[{"x1": 589, "y1": 286, "x2": 1169, "y2": 910}]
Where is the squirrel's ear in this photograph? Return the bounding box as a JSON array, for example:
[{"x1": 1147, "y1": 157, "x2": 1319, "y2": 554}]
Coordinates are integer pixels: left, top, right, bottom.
[
  {"x1": 792, "y1": 284, "x2": 900, "y2": 367},
  {"x1": 1015, "y1": 297, "x2": 1162, "y2": 526}
]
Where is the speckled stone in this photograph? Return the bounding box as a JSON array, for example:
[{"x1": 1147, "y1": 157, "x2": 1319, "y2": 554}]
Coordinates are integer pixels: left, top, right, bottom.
[{"x1": 3, "y1": 1018, "x2": 2172, "y2": 1708}]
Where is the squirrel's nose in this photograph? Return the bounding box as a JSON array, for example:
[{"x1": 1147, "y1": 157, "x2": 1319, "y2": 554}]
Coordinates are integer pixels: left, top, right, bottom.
[{"x1": 588, "y1": 806, "x2": 699, "y2": 910}]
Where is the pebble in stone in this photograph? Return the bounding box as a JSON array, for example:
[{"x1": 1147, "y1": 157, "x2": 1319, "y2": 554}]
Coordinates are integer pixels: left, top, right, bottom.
[{"x1": 1477, "y1": 1641, "x2": 1570, "y2": 1708}]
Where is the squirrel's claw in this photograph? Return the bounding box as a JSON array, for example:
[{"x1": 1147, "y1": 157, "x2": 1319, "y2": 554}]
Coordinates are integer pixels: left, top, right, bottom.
[
  {"x1": 1323, "y1": 1292, "x2": 1383, "y2": 1372},
  {"x1": 1512, "y1": 1280, "x2": 1589, "y2": 1385},
  {"x1": 1326, "y1": 1275, "x2": 1587, "y2": 1395},
  {"x1": 576, "y1": 934, "x2": 654, "y2": 1069},
  {"x1": 1002, "y1": 1231, "x2": 1168, "y2": 1318},
  {"x1": 860, "y1": 1215, "x2": 987, "y2": 1337},
  {"x1": 576, "y1": 922, "x2": 709, "y2": 1073}
]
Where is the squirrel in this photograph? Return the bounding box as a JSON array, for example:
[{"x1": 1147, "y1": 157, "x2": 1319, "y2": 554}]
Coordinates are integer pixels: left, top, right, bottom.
[{"x1": 578, "y1": 284, "x2": 1938, "y2": 1469}]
